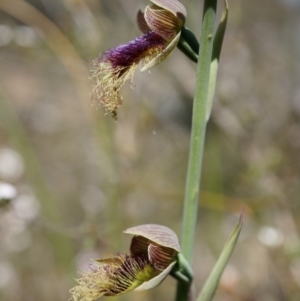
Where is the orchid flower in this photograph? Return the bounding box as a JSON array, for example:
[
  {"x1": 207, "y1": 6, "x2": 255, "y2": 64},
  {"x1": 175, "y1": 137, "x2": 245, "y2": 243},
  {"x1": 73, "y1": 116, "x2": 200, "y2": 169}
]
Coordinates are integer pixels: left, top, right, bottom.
[
  {"x1": 90, "y1": 0, "x2": 187, "y2": 118},
  {"x1": 70, "y1": 224, "x2": 181, "y2": 301}
]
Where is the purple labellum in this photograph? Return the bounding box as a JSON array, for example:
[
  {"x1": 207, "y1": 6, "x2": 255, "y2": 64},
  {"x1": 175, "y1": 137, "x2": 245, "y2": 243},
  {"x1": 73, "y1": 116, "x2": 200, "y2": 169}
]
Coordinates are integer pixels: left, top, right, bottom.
[
  {"x1": 91, "y1": 31, "x2": 168, "y2": 117},
  {"x1": 99, "y1": 31, "x2": 166, "y2": 71}
]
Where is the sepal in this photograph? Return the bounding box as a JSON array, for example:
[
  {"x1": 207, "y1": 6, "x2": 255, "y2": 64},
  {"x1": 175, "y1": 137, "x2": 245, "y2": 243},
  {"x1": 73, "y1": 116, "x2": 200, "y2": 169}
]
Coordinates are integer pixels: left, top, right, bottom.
[{"x1": 177, "y1": 26, "x2": 200, "y2": 63}]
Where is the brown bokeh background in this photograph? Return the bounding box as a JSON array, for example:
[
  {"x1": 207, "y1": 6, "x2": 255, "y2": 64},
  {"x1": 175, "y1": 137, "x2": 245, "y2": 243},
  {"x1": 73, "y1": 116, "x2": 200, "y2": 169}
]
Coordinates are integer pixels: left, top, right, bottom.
[{"x1": 0, "y1": 0, "x2": 300, "y2": 300}]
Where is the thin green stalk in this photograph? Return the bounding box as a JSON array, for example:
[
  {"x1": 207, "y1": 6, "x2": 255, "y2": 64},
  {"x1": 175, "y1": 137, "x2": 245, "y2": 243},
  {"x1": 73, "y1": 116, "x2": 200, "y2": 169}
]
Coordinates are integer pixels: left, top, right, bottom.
[
  {"x1": 182, "y1": 0, "x2": 217, "y2": 264},
  {"x1": 176, "y1": 0, "x2": 217, "y2": 300}
]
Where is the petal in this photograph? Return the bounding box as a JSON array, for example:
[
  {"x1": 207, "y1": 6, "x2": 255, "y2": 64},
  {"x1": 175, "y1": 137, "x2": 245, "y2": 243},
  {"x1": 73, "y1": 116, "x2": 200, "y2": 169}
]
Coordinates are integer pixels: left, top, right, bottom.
[
  {"x1": 137, "y1": 10, "x2": 151, "y2": 33},
  {"x1": 148, "y1": 243, "x2": 177, "y2": 270},
  {"x1": 144, "y1": 5, "x2": 181, "y2": 40},
  {"x1": 150, "y1": 0, "x2": 186, "y2": 22},
  {"x1": 141, "y1": 31, "x2": 181, "y2": 72},
  {"x1": 124, "y1": 224, "x2": 181, "y2": 252},
  {"x1": 134, "y1": 261, "x2": 176, "y2": 291},
  {"x1": 129, "y1": 235, "x2": 150, "y2": 257}
]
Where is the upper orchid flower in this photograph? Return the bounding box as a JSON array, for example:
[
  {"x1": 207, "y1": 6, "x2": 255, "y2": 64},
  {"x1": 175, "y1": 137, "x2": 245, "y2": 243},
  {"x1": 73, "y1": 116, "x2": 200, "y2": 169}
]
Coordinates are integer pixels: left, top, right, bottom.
[
  {"x1": 90, "y1": 0, "x2": 187, "y2": 118},
  {"x1": 70, "y1": 224, "x2": 181, "y2": 301}
]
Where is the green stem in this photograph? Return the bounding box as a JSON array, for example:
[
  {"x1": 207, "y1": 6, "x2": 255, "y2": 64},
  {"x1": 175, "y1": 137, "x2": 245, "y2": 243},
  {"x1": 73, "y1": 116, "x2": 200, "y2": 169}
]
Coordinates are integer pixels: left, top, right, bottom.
[
  {"x1": 176, "y1": 0, "x2": 217, "y2": 300},
  {"x1": 182, "y1": 0, "x2": 217, "y2": 265}
]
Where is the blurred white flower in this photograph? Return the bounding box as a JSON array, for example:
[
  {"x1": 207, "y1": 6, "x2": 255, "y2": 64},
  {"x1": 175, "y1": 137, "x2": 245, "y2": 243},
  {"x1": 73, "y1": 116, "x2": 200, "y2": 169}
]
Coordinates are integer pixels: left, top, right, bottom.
[
  {"x1": 0, "y1": 25, "x2": 14, "y2": 46},
  {"x1": 0, "y1": 192, "x2": 38, "y2": 252},
  {"x1": 0, "y1": 261, "x2": 17, "y2": 288},
  {"x1": 0, "y1": 210, "x2": 25, "y2": 232},
  {"x1": 14, "y1": 25, "x2": 40, "y2": 47},
  {"x1": 0, "y1": 182, "x2": 17, "y2": 202},
  {"x1": 0, "y1": 148, "x2": 24, "y2": 181},
  {"x1": 13, "y1": 194, "x2": 40, "y2": 223},
  {"x1": 258, "y1": 226, "x2": 284, "y2": 248},
  {"x1": 4, "y1": 229, "x2": 32, "y2": 252}
]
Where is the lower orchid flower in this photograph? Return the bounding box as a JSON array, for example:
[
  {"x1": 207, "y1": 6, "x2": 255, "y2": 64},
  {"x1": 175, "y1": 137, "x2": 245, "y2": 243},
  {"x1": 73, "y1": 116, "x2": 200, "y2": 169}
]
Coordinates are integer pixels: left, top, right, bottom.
[
  {"x1": 90, "y1": 0, "x2": 187, "y2": 118},
  {"x1": 70, "y1": 224, "x2": 181, "y2": 301}
]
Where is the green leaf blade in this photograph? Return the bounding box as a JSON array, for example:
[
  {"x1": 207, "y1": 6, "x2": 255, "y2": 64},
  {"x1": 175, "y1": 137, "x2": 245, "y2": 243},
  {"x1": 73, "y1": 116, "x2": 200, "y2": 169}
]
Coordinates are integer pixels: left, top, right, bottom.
[
  {"x1": 196, "y1": 206, "x2": 244, "y2": 301},
  {"x1": 206, "y1": 0, "x2": 229, "y2": 121}
]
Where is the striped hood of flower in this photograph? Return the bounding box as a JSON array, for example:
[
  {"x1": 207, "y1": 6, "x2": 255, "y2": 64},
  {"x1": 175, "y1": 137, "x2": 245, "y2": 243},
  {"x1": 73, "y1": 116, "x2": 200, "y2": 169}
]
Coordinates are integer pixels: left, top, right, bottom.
[
  {"x1": 91, "y1": 0, "x2": 187, "y2": 118},
  {"x1": 70, "y1": 224, "x2": 181, "y2": 301}
]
